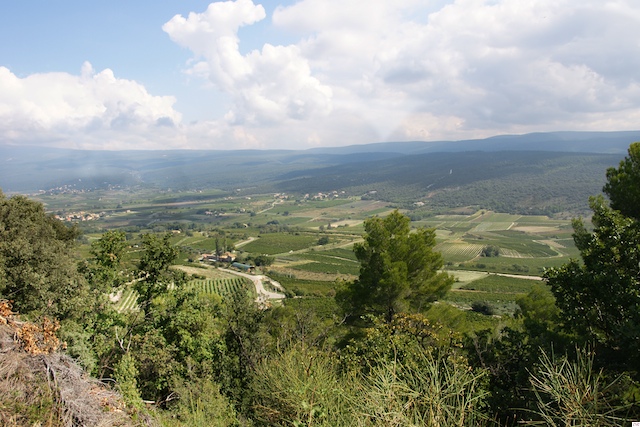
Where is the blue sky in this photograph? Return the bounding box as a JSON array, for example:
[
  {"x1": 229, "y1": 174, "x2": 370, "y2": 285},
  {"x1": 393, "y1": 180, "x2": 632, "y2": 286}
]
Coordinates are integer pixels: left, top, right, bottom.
[{"x1": 1, "y1": 0, "x2": 639, "y2": 150}]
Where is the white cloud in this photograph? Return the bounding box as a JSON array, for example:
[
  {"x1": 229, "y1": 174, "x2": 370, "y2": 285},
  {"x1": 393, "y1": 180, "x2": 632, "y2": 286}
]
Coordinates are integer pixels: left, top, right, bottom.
[
  {"x1": 163, "y1": 0, "x2": 332, "y2": 125},
  {"x1": 267, "y1": 0, "x2": 640, "y2": 142},
  {"x1": 0, "y1": 62, "x2": 184, "y2": 149},
  {"x1": 3, "y1": 0, "x2": 640, "y2": 150}
]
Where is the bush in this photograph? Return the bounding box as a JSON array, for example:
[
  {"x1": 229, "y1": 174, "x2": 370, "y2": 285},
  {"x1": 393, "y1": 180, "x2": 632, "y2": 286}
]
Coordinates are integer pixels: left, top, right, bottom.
[
  {"x1": 159, "y1": 378, "x2": 237, "y2": 427},
  {"x1": 481, "y1": 245, "x2": 500, "y2": 257},
  {"x1": 251, "y1": 344, "x2": 351, "y2": 426},
  {"x1": 527, "y1": 348, "x2": 632, "y2": 426},
  {"x1": 471, "y1": 301, "x2": 495, "y2": 316}
]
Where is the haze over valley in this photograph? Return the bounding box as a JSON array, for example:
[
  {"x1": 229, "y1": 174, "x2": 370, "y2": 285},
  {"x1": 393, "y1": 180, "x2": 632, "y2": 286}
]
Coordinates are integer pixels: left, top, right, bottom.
[{"x1": 2, "y1": 1, "x2": 640, "y2": 425}]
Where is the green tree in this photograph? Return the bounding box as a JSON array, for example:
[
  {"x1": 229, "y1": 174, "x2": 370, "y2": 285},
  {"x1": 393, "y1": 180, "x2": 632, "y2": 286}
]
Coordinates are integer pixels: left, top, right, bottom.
[
  {"x1": 604, "y1": 141, "x2": 640, "y2": 220},
  {"x1": 337, "y1": 210, "x2": 453, "y2": 322},
  {"x1": 135, "y1": 233, "x2": 184, "y2": 308},
  {"x1": 0, "y1": 191, "x2": 88, "y2": 319},
  {"x1": 221, "y1": 292, "x2": 270, "y2": 412},
  {"x1": 113, "y1": 353, "x2": 143, "y2": 408},
  {"x1": 253, "y1": 254, "x2": 274, "y2": 267},
  {"x1": 545, "y1": 197, "x2": 640, "y2": 371},
  {"x1": 92, "y1": 230, "x2": 127, "y2": 271},
  {"x1": 480, "y1": 245, "x2": 500, "y2": 257},
  {"x1": 545, "y1": 143, "x2": 640, "y2": 376},
  {"x1": 81, "y1": 230, "x2": 128, "y2": 293},
  {"x1": 131, "y1": 288, "x2": 226, "y2": 402}
]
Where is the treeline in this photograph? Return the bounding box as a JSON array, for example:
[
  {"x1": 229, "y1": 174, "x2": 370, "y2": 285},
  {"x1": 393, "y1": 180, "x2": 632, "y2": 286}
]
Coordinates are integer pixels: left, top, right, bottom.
[{"x1": 2, "y1": 144, "x2": 640, "y2": 425}]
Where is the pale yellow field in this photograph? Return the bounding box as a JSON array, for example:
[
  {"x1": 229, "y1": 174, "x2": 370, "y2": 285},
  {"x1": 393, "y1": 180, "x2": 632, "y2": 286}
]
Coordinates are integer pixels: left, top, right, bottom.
[
  {"x1": 511, "y1": 226, "x2": 559, "y2": 233},
  {"x1": 173, "y1": 265, "x2": 238, "y2": 279}
]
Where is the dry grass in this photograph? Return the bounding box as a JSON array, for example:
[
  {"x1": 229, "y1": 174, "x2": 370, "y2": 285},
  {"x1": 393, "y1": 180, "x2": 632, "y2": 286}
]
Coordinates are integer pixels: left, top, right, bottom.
[
  {"x1": 172, "y1": 264, "x2": 238, "y2": 279},
  {"x1": 0, "y1": 300, "x2": 151, "y2": 427},
  {"x1": 269, "y1": 266, "x2": 355, "y2": 282}
]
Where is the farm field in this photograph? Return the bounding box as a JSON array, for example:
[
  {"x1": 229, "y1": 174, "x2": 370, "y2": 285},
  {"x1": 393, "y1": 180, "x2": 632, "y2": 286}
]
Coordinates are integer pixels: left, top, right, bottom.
[
  {"x1": 112, "y1": 275, "x2": 255, "y2": 312},
  {"x1": 186, "y1": 277, "x2": 256, "y2": 299},
  {"x1": 43, "y1": 188, "x2": 585, "y2": 320},
  {"x1": 444, "y1": 274, "x2": 541, "y2": 315},
  {"x1": 240, "y1": 233, "x2": 321, "y2": 255}
]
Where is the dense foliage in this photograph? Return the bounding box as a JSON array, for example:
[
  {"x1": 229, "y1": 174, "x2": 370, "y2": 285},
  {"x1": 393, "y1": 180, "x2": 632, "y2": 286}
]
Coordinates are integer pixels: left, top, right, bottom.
[
  {"x1": 337, "y1": 210, "x2": 453, "y2": 322},
  {"x1": 0, "y1": 191, "x2": 88, "y2": 319},
  {"x1": 604, "y1": 142, "x2": 640, "y2": 220},
  {"x1": 2, "y1": 143, "x2": 640, "y2": 425}
]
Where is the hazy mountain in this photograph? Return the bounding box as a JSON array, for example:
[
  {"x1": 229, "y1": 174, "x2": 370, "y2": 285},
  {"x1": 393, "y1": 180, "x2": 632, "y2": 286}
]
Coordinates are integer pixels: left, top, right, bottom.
[
  {"x1": 0, "y1": 131, "x2": 635, "y2": 197},
  {"x1": 305, "y1": 130, "x2": 640, "y2": 155}
]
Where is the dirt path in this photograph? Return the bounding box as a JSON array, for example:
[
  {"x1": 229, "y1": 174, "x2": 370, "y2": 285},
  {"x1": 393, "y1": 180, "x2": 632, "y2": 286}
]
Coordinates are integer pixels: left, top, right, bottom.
[
  {"x1": 219, "y1": 268, "x2": 286, "y2": 302},
  {"x1": 234, "y1": 236, "x2": 257, "y2": 248},
  {"x1": 454, "y1": 270, "x2": 544, "y2": 281},
  {"x1": 492, "y1": 272, "x2": 544, "y2": 281}
]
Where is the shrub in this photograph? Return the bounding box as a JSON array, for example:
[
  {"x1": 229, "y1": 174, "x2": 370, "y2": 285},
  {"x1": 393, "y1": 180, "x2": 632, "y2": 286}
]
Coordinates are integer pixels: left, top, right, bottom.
[
  {"x1": 471, "y1": 301, "x2": 495, "y2": 316},
  {"x1": 480, "y1": 245, "x2": 500, "y2": 257},
  {"x1": 526, "y1": 348, "x2": 631, "y2": 426}
]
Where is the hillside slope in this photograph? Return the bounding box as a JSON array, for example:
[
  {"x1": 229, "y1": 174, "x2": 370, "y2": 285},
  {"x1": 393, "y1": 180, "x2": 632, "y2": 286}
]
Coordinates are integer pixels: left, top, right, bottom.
[
  {"x1": 270, "y1": 151, "x2": 622, "y2": 215},
  {"x1": 0, "y1": 303, "x2": 146, "y2": 426},
  {"x1": 1, "y1": 130, "x2": 637, "y2": 193}
]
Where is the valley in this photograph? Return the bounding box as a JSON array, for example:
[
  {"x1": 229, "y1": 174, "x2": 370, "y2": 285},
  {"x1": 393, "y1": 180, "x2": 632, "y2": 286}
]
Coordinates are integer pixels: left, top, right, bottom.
[{"x1": 37, "y1": 186, "x2": 579, "y2": 324}]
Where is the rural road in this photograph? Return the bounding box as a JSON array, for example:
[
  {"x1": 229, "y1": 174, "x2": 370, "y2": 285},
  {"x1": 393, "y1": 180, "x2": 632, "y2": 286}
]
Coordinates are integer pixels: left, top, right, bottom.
[
  {"x1": 494, "y1": 272, "x2": 544, "y2": 281},
  {"x1": 234, "y1": 236, "x2": 257, "y2": 248},
  {"x1": 456, "y1": 270, "x2": 544, "y2": 281},
  {"x1": 219, "y1": 268, "x2": 286, "y2": 302}
]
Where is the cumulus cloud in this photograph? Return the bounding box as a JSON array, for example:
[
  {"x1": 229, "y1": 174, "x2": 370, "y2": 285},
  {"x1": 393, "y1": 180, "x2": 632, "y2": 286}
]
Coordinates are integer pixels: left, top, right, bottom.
[
  {"x1": 0, "y1": 62, "x2": 184, "y2": 149},
  {"x1": 3, "y1": 0, "x2": 640, "y2": 150},
  {"x1": 163, "y1": 0, "x2": 332, "y2": 125},
  {"x1": 268, "y1": 0, "x2": 640, "y2": 142}
]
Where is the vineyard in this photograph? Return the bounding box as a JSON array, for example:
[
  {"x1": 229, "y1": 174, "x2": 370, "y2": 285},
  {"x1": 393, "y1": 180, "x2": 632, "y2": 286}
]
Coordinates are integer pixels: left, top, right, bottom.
[
  {"x1": 114, "y1": 288, "x2": 138, "y2": 312},
  {"x1": 114, "y1": 276, "x2": 255, "y2": 312},
  {"x1": 186, "y1": 277, "x2": 256, "y2": 299}
]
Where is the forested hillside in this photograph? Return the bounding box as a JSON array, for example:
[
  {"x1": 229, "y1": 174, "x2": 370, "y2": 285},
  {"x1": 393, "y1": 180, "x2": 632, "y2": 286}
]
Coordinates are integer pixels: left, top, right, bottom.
[
  {"x1": 272, "y1": 151, "x2": 620, "y2": 215},
  {"x1": 0, "y1": 131, "x2": 631, "y2": 217}
]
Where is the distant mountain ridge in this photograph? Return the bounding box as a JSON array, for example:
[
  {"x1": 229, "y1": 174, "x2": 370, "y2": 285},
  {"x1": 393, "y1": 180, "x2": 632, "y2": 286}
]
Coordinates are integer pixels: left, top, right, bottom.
[
  {"x1": 305, "y1": 130, "x2": 640, "y2": 155},
  {"x1": 0, "y1": 131, "x2": 636, "y2": 215}
]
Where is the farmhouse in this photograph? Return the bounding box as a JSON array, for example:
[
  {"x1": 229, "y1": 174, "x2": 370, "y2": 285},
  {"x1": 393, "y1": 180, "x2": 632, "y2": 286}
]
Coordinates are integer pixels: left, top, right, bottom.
[{"x1": 201, "y1": 252, "x2": 237, "y2": 263}]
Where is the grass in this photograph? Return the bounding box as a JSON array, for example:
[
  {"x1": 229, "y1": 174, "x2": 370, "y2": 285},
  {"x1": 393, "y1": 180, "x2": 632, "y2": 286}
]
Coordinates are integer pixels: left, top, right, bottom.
[
  {"x1": 444, "y1": 274, "x2": 540, "y2": 315},
  {"x1": 287, "y1": 261, "x2": 359, "y2": 276},
  {"x1": 241, "y1": 233, "x2": 320, "y2": 254},
  {"x1": 272, "y1": 274, "x2": 338, "y2": 297},
  {"x1": 286, "y1": 251, "x2": 361, "y2": 275},
  {"x1": 283, "y1": 297, "x2": 342, "y2": 319},
  {"x1": 455, "y1": 256, "x2": 573, "y2": 275},
  {"x1": 458, "y1": 274, "x2": 541, "y2": 293}
]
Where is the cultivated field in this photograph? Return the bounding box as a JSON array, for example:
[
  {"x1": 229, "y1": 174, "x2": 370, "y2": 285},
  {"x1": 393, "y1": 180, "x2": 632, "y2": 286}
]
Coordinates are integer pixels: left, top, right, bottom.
[
  {"x1": 45, "y1": 189, "x2": 581, "y2": 320},
  {"x1": 113, "y1": 275, "x2": 255, "y2": 312}
]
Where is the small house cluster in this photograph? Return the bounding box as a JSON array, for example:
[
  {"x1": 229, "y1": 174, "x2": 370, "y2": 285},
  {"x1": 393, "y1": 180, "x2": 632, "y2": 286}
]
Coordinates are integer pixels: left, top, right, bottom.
[
  {"x1": 56, "y1": 211, "x2": 104, "y2": 222},
  {"x1": 304, "y1": 190, "x2": 346, "y2": 200},
  {"x1": 201, "y1": 252, "x2": 236, "y2": 263}
]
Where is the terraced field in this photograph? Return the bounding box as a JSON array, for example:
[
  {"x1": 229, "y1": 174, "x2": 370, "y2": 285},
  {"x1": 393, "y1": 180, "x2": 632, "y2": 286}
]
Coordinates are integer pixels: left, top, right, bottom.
[
  {"x1": 437, "y1": 242, "x2": 484, "y2": 262},
  {"x1": 114, "y1": 288, "x2": 138, "y2": 312}
]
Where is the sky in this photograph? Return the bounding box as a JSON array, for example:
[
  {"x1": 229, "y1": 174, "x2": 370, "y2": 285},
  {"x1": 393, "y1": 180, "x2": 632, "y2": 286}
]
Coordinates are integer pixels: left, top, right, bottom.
[{"x1": 1, "y1": 0, "x2": 640, "y2": 151}]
